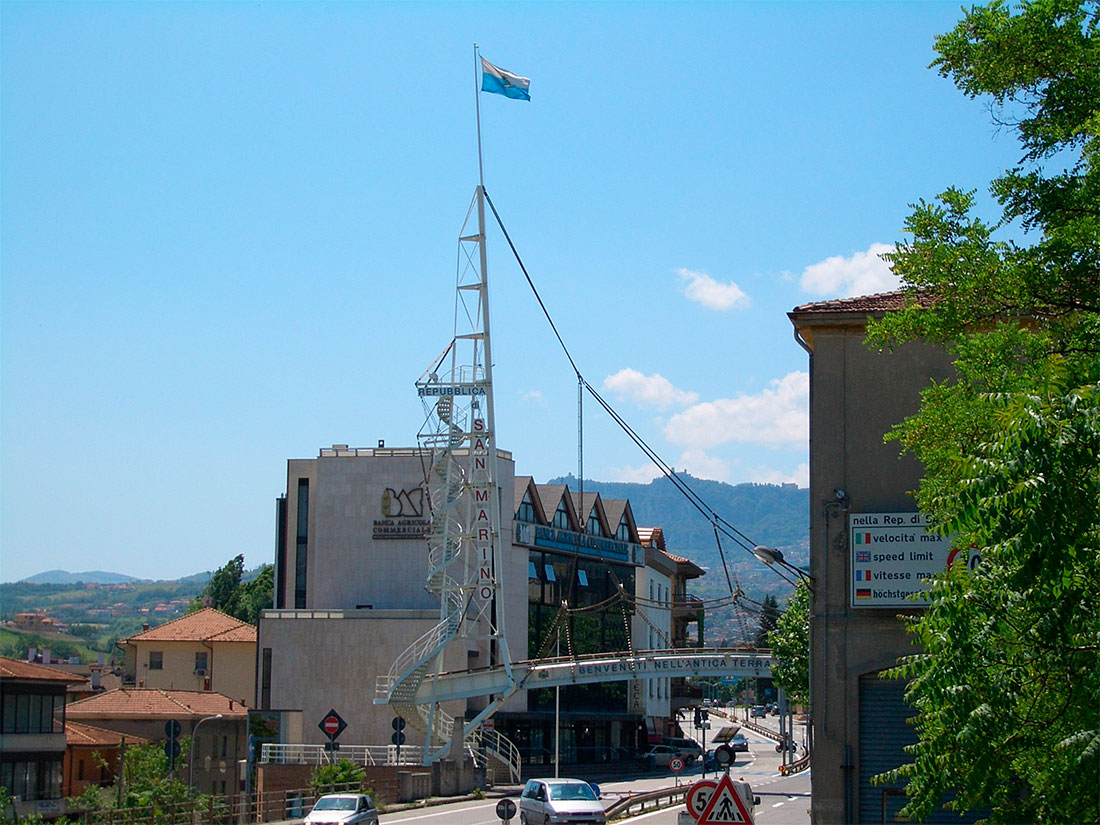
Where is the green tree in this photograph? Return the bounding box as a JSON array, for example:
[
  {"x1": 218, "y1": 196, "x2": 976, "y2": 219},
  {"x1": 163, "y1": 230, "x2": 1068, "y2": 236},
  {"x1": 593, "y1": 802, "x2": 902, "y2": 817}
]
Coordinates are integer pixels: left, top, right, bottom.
[
  {"x1": 754, "y1": 594, "x2": 779, "y2": 649},
  {"x1": 190, "y1": 555, "x2": 273, "y2": 624},
  {"x1": 309, "y1": 759, "x2": 367, "y2": 795},
  {"x1": 767, "y1": 579, "x2": 809, "y2": 707},
  {"x1": 866, "y1": 1, "x2": 1100, "y2": 821}
]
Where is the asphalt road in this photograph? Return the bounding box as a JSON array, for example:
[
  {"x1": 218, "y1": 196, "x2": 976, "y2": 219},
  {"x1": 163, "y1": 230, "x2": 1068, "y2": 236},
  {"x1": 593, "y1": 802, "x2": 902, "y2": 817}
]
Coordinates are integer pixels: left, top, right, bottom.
[{"x1": 367, "y1": 723, "x2": 810, "y2": 825}]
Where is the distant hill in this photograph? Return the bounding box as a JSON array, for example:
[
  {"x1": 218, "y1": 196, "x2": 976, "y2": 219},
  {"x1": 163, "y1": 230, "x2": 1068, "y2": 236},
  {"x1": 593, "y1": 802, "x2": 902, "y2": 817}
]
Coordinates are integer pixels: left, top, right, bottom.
[
  {"x1": 547, "y1": 473, "x2": 809, "y2": 605},
  {"x1": 19, "y1": 570, "x2": 138, "y2": 585}
]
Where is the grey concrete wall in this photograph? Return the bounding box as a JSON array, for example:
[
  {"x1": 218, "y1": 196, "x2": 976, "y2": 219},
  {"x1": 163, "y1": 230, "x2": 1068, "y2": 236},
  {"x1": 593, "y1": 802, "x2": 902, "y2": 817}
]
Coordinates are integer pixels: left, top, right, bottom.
[{"x1": 800, "y1": 321, "x2": 953, "y2": 824}]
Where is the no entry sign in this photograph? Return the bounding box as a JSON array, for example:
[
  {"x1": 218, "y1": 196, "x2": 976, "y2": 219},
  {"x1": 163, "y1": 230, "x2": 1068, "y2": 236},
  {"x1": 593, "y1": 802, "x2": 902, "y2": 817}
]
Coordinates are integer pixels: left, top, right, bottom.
[{"x1": 318, "y1": 708, "x2": 347, "y2": 740}]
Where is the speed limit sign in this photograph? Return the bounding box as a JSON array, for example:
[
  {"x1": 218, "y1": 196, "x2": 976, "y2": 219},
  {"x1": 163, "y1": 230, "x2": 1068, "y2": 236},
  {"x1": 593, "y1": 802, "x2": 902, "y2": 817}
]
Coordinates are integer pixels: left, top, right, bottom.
[
  {"x1": 686, "y1": 779, "x2": 717, "y2": 819},
  {"x1": 669, "y1": 756, "x2": 685, "y2": 773}
]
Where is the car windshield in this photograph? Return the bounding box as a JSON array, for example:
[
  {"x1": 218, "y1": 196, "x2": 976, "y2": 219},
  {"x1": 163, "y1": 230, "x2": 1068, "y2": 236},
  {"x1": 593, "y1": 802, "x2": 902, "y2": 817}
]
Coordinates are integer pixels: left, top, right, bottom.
[
  {"x1": 313, "y1": 797, "x2": 357, "y2": 811},
  {"x1": 550, "y1": 783, "x2": 597, "y2": 801}
]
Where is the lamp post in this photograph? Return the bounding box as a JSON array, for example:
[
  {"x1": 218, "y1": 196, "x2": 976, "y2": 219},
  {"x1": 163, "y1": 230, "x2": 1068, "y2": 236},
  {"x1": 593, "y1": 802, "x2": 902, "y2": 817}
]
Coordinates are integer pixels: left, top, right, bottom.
[
  {"x1": 188, "y1": 713, "x2": 224, "y2": 793},
  {"x1": 751, "y1": 545, "x2": 813, "y2": 592}
]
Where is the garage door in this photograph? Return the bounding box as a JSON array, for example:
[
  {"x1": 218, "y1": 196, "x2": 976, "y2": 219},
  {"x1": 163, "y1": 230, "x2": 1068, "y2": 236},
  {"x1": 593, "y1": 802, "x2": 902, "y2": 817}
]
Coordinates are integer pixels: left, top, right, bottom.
[{"x1": 858, "y1": 674, "x2": 983, "y2": 824}]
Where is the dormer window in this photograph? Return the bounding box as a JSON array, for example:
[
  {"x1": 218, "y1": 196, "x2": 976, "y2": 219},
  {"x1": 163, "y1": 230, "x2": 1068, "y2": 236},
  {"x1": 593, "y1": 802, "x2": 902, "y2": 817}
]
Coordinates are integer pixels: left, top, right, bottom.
[
  {"x1": 616, "y1": 515, "x2": 631, "y2": 541},
  {"x1": 587, "y1": 509, "x2": 604, "y2": 536},
  {"x1": 517, "y1": 490, "x2": 536, "y2": 523},
  {"x1": 552, "y1": 500, "x2": 571, "y2": 530}
]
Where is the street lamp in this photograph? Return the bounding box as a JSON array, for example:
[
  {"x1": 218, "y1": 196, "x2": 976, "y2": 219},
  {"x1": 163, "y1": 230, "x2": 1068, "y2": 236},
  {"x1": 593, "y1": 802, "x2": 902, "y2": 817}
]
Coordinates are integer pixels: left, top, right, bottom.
[
  {"x1": 752, "y1": 546, "x2": 814, "y2": 593},
  {"x1": 188, "y1": 713, "x2": 224, "y2": 793}
]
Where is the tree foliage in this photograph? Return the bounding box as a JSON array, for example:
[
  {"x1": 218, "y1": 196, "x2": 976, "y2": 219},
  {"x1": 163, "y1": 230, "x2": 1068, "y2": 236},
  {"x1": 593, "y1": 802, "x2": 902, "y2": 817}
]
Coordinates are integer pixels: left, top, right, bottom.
[
  {"x1": 309, "y1": 759, "x2": 367, "y2": 796},
  {"x1": 754, "y1": 594, "x2": 780, "y2": 649},
  {"x1": 190, "y1": 555, "x2": 273, "y2": 625},
  {"x1": 767, "y1": 579, "x2": 809, "y2": 707},
  {"x1": 866, "y1": 1, "x2": 1100, "y2": 821}
]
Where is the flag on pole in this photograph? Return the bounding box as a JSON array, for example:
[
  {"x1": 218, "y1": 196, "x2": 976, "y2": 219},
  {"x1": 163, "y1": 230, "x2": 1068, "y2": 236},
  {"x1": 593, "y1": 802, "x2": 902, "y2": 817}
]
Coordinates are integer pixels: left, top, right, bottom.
[{"x1": 480, "y1": 57, "x2": 531, "y2": 100}]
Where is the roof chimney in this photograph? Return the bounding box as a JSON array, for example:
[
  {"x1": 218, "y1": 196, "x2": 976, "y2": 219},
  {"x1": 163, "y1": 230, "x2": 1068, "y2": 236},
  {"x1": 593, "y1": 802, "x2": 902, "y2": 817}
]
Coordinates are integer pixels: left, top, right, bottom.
[
  {"x1": 42, "y1": 648, "x2": 51, "y2": 664},
  {"x1": 142, "y1": 623, "x2": 150, "y2": 632},
  {"x1": 27, "y1": 645, "x2": 36, "y2": 662}
]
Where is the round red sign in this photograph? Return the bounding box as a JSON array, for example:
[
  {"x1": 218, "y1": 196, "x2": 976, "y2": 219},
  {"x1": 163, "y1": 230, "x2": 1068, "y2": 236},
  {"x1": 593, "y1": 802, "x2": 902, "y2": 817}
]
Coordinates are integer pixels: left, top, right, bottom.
[
  {"x1": 669, "y1": 756, "x2": 685, "y2": 773},
  {"x1": 322, "y1": 716, "x2": 341, "y2": 736}
]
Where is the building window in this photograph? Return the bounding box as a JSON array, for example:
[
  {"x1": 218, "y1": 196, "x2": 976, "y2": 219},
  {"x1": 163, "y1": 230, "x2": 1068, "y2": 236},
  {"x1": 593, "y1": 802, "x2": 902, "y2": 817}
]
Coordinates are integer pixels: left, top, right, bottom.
[
  {"x1": 577, "y1": 569, "x2": 589, "y2": 587},
  {"x1": 194, "y1": 652, "x2": 208, "y2": 673},
  {"x1": 586, "y1": 510, "x2": 604, "y2": 536},
  {"x1": 294, "y1": 478, "x2": 310, "y2": 609},
  {"x1": 148, "y1": 651, "x2": 163, "y2": 670},
  {"x1": 544, "y1": 564, "x2": 557, "y2": 582},
  {"x1": 261, "y1": 648, "x2": 272, "y2": 710},
  {"x1": 1, "y1": 692, "x2": 63, "y2": 734},
  {"x1": 517, "y1": 491, "x2": 536, "y2": 523},
  {"x1": 528, "y1": 561, "x2": 538, "y2": 579},
  {"x1": 616, "y1": 515, "x2": 631, "y2": 542},
  {"x1": 552, "y1": 500, "x2": 571, "y2": 530},
  {"x1": 1, "y1": 757, "x2": 62, "y2": 801}
]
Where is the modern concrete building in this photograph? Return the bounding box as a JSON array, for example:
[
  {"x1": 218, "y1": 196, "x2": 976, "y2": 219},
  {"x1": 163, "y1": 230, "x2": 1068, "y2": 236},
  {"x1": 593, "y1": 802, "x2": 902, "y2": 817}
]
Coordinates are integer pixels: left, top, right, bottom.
[
  {"x1": 790, "y1": 292, "x2": 980, "y2": 824},
  {"x1": 117, "y1": 607, "x2": 257, "y2": 705},
  {"x1": 258, "y1": 446, "x2": 705, "y2": 772}
]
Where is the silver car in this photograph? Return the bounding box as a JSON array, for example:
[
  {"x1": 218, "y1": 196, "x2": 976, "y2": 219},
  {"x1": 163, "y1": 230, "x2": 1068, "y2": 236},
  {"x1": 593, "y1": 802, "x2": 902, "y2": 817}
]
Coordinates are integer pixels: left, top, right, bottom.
[
  {"x1": 302, "y1": 793, "x2": 379, "y2": 825},
  {"x1": 518, "y1": 778, "x2": 606, "y2": 825}
]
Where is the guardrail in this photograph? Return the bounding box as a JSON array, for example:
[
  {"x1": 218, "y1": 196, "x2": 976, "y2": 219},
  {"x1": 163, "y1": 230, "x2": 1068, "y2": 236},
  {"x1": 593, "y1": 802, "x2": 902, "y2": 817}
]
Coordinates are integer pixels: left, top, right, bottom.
[{"x1": 604, "y1": 785, "x2": 687, "y2": 820}]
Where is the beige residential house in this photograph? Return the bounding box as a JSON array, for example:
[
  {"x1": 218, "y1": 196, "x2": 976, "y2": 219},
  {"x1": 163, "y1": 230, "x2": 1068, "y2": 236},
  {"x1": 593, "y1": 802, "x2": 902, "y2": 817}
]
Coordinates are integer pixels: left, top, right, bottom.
[{"x1": 118, "y1": 608, "x2": 256, "y2": 706}]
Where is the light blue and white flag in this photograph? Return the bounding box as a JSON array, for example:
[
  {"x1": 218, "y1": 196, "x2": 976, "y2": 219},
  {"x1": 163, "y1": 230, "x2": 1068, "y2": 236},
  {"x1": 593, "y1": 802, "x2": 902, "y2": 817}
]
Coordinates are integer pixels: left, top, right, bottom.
[{"x1": 480, "y1": 57, "x2": 531, "y2": 101}]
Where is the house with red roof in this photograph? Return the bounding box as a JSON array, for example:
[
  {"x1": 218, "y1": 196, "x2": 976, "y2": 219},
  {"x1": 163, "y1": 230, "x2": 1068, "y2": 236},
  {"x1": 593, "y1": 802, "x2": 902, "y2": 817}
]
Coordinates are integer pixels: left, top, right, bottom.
[
  {"x1": 65, "y1": 688, "x2": 248, "y2": 796},
  {"x1": 117, "y1": 607, "x2": 256, "y2": 706},
  {"x1": 63, "y1": 721, "x2": 146, "y2": 798}
]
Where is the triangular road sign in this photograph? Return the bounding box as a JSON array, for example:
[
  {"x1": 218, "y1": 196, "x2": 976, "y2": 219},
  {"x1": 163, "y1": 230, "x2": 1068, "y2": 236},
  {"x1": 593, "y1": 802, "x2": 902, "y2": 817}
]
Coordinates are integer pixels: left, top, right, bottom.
[{"x1": 696, "y1": 773, "x2": 754, "y2": 824}]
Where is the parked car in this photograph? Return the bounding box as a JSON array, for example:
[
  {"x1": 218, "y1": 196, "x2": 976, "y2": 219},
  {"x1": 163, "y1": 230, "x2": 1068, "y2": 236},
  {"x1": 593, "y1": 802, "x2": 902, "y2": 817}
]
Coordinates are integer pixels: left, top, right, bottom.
[
  {"x1": 302, "y1": 794, "x2": 378, "y2": 825},
  {"x1": 662, "y1": 736, "x2": 703, "y2": 761},
  {"x1": 730, "y1": 732, "x2": 749, "y2": 752},
  {"x1": 751, "y1": 705, "x2": 767, "y2": 717},
  {"x1": 639, "y1": 744, "x2": 682, "y2": 768},
  {"x1": 519, "y1": 778, "x2": 606, "y2": 825}
]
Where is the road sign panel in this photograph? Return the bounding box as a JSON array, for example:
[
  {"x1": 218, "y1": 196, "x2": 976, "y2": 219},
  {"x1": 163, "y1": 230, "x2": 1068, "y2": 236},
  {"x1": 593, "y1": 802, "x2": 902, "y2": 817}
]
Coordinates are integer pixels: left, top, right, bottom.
[
  {"x1": 317, "y1": 708, "x2": 347, "y2": 740},
  {"x1": 669, "y1": 756, "x2": 685, "y2": 773},
  {"x1": 165, "y1": 719, "x2": 181, "y2": 740},
  {"x1": 164, "y1": 739, "x2": 181, "y2": 760},
  {"x1": 685, "y1": 780, "x2": 717, "y2": 820},
  {"x1": 391, "y1": 731, "x2": 406, "y2": 746},
  {"x1": 714, "y1": 745, "x2": 733, "y2": 766},
  {"x1": 696, "y1": 773, "x2": 753, "y2": 824},
  {"x1": 495, "y1": 798, "x2": 517, "y2": 821},
  {"x1": 392, "y1": 716, "x2": 406, "y2": 732}
]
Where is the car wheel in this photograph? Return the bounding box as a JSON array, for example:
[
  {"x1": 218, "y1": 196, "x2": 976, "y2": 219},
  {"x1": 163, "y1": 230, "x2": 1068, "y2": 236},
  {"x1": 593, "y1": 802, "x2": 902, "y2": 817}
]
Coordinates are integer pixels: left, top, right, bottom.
[{"x1": 519, "y1": 814, "x2": 528, "y2": 825}]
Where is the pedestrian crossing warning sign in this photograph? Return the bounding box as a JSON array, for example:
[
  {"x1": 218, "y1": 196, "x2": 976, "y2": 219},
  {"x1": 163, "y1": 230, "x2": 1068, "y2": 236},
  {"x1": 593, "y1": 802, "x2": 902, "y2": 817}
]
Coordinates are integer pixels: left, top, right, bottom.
[{"x1": 695, "y1": 773, "x2": 754, "y2": 824}]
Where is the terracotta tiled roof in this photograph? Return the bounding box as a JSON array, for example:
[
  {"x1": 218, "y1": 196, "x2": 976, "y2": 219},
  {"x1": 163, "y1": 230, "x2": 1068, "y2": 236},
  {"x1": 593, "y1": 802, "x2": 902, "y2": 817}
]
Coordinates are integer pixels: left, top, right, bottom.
[
  {"x1": 1, "y1": 657, "x2": 88, "y2": 683},
  {"x1": 121, "y1": 608, "x2": 256, "y2": 644},
  {"x1": 660, "y1": 550, "x2": 705, "y2": 578},
  {"x1": 66, "y1": 720, "x2": 148, "y2": 747},
  {"x1": 790, "y1": 289, "x2": 935, "y2": 315},
  {"x1": 66, "y1": 688, "x2": 249, "y2": 720}
]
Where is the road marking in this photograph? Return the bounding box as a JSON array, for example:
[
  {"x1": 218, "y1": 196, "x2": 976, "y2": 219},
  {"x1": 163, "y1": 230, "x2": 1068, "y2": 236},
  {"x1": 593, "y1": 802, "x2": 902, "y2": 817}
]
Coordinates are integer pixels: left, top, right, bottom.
[{"x1": 385, "y1": 801, "x2": 498, "y2": 821}]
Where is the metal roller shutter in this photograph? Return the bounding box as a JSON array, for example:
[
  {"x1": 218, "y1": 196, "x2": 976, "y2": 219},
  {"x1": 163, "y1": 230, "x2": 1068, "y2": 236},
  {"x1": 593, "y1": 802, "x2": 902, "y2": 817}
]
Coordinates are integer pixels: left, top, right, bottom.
[{"x1": 858, "y1": 674, "x2": 984, "y2": 824}]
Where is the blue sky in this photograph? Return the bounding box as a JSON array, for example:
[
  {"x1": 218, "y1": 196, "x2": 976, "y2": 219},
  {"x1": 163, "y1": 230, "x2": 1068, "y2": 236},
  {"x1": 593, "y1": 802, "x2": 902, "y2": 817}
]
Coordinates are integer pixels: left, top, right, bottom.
[{"x1": 1, "y1": 2, "x2": 1022, "y2": 582}]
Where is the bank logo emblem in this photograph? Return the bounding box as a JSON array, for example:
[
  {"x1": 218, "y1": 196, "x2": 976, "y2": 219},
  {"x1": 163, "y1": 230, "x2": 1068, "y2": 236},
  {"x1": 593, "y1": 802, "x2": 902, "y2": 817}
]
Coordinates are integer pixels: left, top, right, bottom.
[{"x1": 382, "y1": 487, "x2": 424, "y2": 518}]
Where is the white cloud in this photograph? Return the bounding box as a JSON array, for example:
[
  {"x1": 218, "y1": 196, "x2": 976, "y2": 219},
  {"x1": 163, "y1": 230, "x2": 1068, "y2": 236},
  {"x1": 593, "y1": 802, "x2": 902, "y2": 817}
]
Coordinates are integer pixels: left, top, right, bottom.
[
  {"x1": 664, "y1": 372, "x2": 809, "y2": 449},
  {"x1": 602, "y1": 368, "x2": 699, "y2": 410},
  {"x1": 608, "y1": 462, "x2": 664, "y2": 484},
  {"x1": 748, "y1": 462, "x2": 809, "y2": 488},
  {"x1": 799, "y1": 243, "x2": 900, "y2": 298},
  {"x1": 678, "y1": 268, "x2": 751, "y2": 311},
  {"x1": 521, "y1": 390, "x2": 545, "y2": 404}
]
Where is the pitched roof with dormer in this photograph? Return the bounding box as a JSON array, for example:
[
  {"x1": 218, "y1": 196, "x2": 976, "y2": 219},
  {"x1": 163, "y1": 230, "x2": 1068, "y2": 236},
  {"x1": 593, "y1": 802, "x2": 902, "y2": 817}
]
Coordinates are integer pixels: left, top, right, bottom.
[
  {"x1": 120, "y1": 608, "x2": 256, "y2": 644},
  {"x1": 65, "y1": 688, "x2": 249, "y2": 720},
  {"x1": 1, "y1": 657, "x2": 88, "y2": 684}
]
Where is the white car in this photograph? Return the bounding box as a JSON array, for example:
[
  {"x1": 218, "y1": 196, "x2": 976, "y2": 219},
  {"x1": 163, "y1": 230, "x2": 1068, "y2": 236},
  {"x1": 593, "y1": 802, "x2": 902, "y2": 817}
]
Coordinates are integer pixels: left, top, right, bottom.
[
  {"x1": 518, "y1": 777, "x2": 606, "y2": 825},
  {"x1": 303, "y1": 793, "x2": 379, "y2": 825}
]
